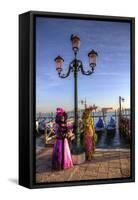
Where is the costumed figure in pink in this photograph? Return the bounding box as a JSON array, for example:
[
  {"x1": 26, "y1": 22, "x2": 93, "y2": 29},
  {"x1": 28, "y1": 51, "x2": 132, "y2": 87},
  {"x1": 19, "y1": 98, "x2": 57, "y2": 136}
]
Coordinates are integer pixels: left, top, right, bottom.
[{"x1": 52, "y1": 108, "x2": 73, "y2": 170}]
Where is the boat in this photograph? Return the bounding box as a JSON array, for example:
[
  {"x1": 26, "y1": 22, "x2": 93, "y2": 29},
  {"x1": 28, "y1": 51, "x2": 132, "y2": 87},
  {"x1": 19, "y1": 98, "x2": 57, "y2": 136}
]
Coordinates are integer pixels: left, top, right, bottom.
[
  {"x1": 95, "y1": 117, "x2": 105, "y2": 133},
  {"x1": 106, "y1": 117, "x2": 116, "y2": 133}
]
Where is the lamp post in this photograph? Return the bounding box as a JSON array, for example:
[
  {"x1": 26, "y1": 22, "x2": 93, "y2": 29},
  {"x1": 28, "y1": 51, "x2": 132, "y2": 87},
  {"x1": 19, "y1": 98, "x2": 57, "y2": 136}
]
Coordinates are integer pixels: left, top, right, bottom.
[
  {"x1": 54, "y1": 34, "x2": 98, "y2": 161},
  {"x1": 80, "y1": 98, "x2": 87, "y2": 109},
  {"x1": 118, "y1": 96, "x2": 125, "y2": 130},
  {"x1": 119, "y1": 96, "x2": 125, "y2": 115}
]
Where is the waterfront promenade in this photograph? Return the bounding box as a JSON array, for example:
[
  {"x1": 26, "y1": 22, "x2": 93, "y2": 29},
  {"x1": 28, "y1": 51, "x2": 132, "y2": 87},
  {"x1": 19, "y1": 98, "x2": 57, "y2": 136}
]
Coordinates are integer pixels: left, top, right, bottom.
[{"x1": 36, "y1": 145, "x2": 131, "y2": 183}]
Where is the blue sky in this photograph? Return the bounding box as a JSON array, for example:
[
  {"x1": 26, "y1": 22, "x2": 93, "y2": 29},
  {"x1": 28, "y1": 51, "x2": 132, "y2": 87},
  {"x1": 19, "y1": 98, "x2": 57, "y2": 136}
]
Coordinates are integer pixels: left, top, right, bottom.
[{"x1": 36, "y1": 17, "x2": 130, "y2": 113}]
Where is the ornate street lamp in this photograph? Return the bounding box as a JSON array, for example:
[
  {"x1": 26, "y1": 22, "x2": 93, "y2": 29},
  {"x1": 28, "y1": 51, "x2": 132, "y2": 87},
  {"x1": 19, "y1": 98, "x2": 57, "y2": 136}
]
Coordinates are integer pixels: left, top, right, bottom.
[
  {"x1": 54, "y1": 34, "x2": 98, "y2": 164},
  {"x1": 70, "y1": 34, "x2": 80, "y2": 52},
  {"x1": 54, "y1": 56, "x2": 64, "y2": 71},
  {"x1": 88, "y1": 49, "x2": 98, "y2": 69}
]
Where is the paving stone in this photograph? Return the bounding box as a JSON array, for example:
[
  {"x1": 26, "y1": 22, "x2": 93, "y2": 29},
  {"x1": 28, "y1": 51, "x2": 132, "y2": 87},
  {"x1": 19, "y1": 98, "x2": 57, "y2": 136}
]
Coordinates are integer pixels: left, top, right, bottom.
[
  {"x1": 108, "y1": 173, "x2": 122, "y2": 178},
  {"x1": 120, "y1": 152, "x2": 131, "y2": 158},
  {"x1": 108, "y1": 168, "x2": 122, "y2": 178},
  {"x1": 99, "y1": 162, "x2": 108, "y2": 167},
  {"x1": 82, "y1": 175, "x2": 98, "y2": 180},
  {"x1": 104, "y1": 152, "x2": 120, "y2": 158},
  {"x1": 97, "y1": 173, "x2": 108, "y2": 179},
  {"x1": 86, "y1": 164, "x2": 99, "y2": 171},
  {"x1": 93, "y1": 153, "x2": 104, "y2": 157},
  {"x1": 121, "y1": 163, "x2": 130, "y2": 170},
  {"x1": 36, "y1": 174, "x2": 43, "y2": 182},
  {"x1": 84, "y1": 170, "x2": 98, "y2": 177},
  {"x1": 121, "y1": 169, "x2": 131, "y2": 177},
  {"x1": 99, "y1": 167, "x2": 109, "y2": 173},
  {"x1": 109, "y1": 168, "x2": 121, "y2": 173},
  {"x1": 120, "y1": 158, "x2": 129, "y2": 163},
  {"x1": 36, "y1": 147, "x2": 131, "y2": 183},
  {"x1": 109, "y1": 161, "x2": 121, "y2": 168}
]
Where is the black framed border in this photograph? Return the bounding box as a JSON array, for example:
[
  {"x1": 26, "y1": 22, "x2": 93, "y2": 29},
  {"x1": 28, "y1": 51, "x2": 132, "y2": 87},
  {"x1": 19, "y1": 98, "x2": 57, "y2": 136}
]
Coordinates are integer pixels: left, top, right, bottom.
[{"x1": 19, "y1": 11, "x2": 135, "y2": 189}]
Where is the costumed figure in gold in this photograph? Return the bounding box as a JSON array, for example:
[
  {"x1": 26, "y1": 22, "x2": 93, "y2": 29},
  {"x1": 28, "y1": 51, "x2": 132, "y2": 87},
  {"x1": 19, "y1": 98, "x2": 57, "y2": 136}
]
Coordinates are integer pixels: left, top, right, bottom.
[{"x1": 82, "y1": 107, "x2": 97, "y2": 160}]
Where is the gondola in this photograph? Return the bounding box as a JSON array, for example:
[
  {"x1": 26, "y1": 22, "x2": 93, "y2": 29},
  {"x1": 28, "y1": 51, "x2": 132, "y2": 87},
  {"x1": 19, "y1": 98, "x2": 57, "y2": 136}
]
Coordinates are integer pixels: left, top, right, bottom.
[
  {"x1": 95, "y1": 117, "x2": 105, "y2": 133},
  {"x1": 106, "y1": 117, "x2": 116, "y2": 134}
]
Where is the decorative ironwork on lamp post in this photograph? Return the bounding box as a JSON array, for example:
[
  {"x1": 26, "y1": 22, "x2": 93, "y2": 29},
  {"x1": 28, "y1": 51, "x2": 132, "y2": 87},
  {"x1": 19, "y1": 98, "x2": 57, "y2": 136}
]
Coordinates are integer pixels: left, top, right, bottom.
[{"x1": 54, "y1": 34, "x2": 98, "y2": 153}]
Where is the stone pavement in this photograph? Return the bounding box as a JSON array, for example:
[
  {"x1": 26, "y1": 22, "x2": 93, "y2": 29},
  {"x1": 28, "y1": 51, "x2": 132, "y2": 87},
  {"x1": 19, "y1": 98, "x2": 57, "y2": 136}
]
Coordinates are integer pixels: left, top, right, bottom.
[{"x1": 36, "y1": 147, "x2": 131, "y2": 183}]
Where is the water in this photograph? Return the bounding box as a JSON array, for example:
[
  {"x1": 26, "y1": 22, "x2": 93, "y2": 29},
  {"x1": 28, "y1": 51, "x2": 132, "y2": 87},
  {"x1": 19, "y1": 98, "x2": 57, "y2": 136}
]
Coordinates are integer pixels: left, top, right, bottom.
[
  {"x1": 36, "y1": 111, "x2": 131, "y2": 149},
  {"x1": 95, "y1": 114, "x2": 130, "y2": 149},
  {"x1": 96, "y1": 129, "x2": 130, "y2": 149}
]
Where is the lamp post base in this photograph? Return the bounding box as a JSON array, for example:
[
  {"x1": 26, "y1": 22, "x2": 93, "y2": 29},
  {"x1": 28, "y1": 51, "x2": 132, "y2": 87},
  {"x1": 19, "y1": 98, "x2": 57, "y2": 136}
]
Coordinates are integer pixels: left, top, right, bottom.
[
  {"x1": 72, "y1": 152, "x2": 86, "y2": 165},
  {"x1": 71, "y1": 134, "x2": 86, "y2": 164}
]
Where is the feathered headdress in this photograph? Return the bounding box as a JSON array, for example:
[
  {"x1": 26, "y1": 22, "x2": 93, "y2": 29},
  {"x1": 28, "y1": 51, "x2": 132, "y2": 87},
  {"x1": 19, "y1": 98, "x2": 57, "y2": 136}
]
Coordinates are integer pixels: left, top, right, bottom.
[{"x1": 55, "y1": 108, "x2": 68, "y2": 124}]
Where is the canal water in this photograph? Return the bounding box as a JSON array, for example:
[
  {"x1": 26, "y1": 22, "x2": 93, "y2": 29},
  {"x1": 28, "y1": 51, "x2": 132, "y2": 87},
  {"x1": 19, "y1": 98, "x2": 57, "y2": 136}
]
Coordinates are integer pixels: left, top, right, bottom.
[
  {"x1": 95, "y1": 115, "x2": 130, "y2": 149},
  {"x1": 36, "y1": 111, "x2": 130, "y2": 149},
  {"x1": 96, "y1": 128, "x2": 130, "y2": 149},
  {"x1": 36, "y1": 128, "x2": 130, "y2": 150}
]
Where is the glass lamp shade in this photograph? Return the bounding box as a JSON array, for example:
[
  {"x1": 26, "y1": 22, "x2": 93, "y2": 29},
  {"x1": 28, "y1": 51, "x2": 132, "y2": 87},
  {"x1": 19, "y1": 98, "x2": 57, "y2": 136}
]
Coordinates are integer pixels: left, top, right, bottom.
[
  {"x1": 88, "y1": 50, "x2": 98, "y2": 67},
  {"x1": 70, "y1": 34, "x2": 80, "y2": 51},
  {"x1": 54, "y1": 56, "x2": 64, "y2": 70}
]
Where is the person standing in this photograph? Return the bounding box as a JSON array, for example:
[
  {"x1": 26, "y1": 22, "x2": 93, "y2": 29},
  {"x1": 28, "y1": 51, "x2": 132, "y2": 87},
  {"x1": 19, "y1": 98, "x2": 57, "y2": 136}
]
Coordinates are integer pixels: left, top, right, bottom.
[
  {"x1": 82, "y1": 107, "x2": 97, "y2": 161},
  {"x1": 52, "y1": 108, "x2": 73, "y2": 170}
]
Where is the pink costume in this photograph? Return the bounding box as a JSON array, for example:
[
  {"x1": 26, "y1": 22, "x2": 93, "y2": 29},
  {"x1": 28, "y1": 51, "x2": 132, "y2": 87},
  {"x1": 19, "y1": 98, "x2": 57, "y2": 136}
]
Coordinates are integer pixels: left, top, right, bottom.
[{"x1": 52, "y1": 108, "x2": 73, "y2": 170}]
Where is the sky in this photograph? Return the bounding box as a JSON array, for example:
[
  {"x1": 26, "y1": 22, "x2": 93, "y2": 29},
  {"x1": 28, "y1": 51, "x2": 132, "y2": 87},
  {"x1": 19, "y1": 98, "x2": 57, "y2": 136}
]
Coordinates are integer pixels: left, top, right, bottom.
[{"x1": 36, "y1": 17, "x2": 131, "y2": 113}]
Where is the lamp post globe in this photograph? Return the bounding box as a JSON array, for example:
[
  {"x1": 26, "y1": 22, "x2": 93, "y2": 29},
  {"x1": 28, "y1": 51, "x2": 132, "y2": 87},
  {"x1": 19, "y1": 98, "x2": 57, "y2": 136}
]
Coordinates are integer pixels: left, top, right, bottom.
[
  {"x1": 88, "y1": 49, "x2": 98, "y2": 69},
  {"x1": 70, "y1": 34, "x2": 80, "y2": 53}
]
